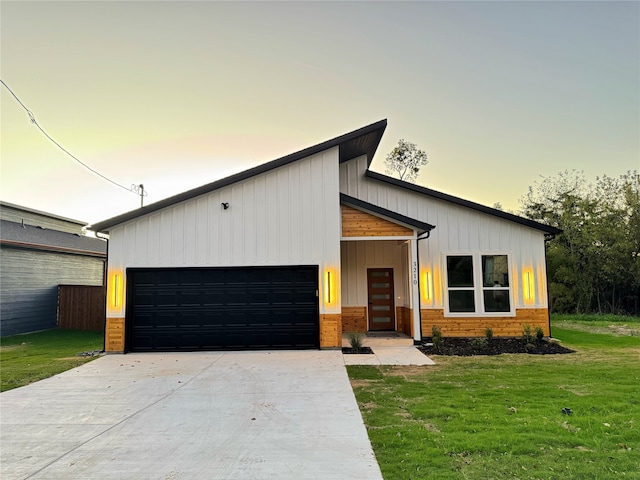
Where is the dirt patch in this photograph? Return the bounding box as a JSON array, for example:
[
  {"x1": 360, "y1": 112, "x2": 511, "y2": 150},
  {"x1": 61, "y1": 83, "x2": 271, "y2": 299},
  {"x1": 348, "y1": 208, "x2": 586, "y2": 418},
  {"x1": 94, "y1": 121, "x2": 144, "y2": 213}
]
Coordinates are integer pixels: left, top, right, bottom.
[
  {"x1": 419, "y1": 337, "x2": 574, "y2": 356},
  {"x1": 384, "y1": 365, "x2": 434, "y2": 378},
  {"x1": 394, "y1": 411, "x2": 412, "y2": 418},
  {"x1": 557, "y1": 321, "x2": 640, "y2": 337},
  {"x1": 349, "y1": 379, "x2": 374, "y2": 388},
  {"x1": 0, "y1": 344, "x2": 26, "y2": 352}
]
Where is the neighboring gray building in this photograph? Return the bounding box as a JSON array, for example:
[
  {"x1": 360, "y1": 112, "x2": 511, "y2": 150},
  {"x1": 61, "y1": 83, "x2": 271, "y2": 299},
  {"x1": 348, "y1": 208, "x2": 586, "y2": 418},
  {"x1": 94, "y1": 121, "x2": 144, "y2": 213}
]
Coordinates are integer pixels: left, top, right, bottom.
[{"x1": 0, "y1": 202, "x2": 107, "y2": 336}]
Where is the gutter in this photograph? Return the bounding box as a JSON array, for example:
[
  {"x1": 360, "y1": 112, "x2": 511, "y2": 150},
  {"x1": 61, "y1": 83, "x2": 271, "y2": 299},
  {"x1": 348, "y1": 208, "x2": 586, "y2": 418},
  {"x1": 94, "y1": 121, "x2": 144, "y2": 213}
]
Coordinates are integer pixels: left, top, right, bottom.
[{"x1": 0, "y1": 239, "x2": 106, "y2": 258}]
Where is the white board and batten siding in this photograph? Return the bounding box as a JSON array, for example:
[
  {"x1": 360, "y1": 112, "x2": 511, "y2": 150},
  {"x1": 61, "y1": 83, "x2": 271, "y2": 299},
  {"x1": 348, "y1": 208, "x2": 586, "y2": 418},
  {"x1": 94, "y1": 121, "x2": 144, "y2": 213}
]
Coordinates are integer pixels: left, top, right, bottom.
[
  {"x1": 107, "y1": 148, "x2": 342, "y2": 318},
  {"x1": 340, "y1": 155, "x2": 549, "y2": 310},
  {"x1": 340, "y1": 240, "x2": 409, "y2": 308}
]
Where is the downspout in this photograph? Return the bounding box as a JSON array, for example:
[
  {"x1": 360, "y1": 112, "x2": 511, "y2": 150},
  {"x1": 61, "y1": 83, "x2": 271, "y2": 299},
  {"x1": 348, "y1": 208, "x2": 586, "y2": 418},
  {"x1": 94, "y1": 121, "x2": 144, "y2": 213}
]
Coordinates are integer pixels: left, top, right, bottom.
[
  {"x1": 414, "y1": 229, "x2": 432, "y2": 344},
  {"x1": 544, "y1": 233, "x2": 556, "y2": 338}
]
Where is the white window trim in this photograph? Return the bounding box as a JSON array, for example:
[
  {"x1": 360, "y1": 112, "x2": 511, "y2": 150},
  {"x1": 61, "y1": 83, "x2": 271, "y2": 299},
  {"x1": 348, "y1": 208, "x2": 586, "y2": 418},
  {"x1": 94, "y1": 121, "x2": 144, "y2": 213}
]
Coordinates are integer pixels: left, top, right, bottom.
[{"x1": 443, "y1": 252, "x2": 515, "y2": 317}]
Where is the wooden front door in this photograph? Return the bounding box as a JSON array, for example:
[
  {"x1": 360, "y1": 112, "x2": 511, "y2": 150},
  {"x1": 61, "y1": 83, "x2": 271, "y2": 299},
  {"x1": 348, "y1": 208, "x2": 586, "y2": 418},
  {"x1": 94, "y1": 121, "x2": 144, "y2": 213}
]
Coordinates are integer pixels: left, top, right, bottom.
[{"x1": 367, "y1": 268, "x2": 395, "y2": 331}]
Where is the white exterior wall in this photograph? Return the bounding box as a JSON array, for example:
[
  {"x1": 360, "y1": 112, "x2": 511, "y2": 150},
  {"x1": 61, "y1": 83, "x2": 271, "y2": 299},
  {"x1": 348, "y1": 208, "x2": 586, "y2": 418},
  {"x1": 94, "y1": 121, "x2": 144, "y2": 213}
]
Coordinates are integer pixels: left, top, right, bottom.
[
  {"x1": 340, "y1": 240, "x2": 409, "y2": 308},
  {"x1": 107, "y1": 147, "x2": 341, "y2": 318},
  {"x1": 340, "y1": 155, "x2": 549, "y2": 312}
]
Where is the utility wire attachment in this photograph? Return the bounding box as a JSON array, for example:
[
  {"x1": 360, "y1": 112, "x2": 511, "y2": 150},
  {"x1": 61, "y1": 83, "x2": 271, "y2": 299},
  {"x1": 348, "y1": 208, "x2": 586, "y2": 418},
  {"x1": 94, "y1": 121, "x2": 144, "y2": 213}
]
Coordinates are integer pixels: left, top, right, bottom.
[
  {"x1": 131, "y1": 184, "x2": 148, "y2": 208},
  {"x1": 1, "y1": 79, "x2": 148, "y2": 201}
]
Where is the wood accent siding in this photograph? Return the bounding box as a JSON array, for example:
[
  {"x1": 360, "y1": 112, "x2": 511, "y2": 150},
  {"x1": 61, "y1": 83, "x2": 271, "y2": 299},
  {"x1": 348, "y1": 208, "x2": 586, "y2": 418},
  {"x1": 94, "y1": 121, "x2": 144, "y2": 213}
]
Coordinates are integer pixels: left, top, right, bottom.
[
  {"x1": 341, "y1": 306, "x2": 367, "y2": 332},
  {"x1": 396, "y1": 306, "x2": 413, "y2": 336},
  {"x1": 320, "y1": 314, "x2": 342, "y2": 348},
  {"x1": 58, "y1": 285, "x2": 105, "y2": 332},
  {"x1": 341, "y1": 205, "x2": 413, "y2": 237},
  {"x1": 420, "y1": 309, "x2": 549, "y2": 338},
  {"x1": 105, "y1": 317, "x2": 125, "y2": 352}
]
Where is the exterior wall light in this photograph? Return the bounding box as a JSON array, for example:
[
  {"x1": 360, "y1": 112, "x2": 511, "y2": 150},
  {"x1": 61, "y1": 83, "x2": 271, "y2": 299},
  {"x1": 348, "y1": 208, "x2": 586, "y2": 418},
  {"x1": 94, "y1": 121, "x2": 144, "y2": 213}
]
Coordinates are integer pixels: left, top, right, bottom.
[
  {"x1": 325, "y1": 270, "x2": 332, "y2": 304},
  {"x1": 113, "y1": 274, "x2": 121, "y2": 308},
  {"x1": 423, "y1": 270, "x2": 433, "y2": 304},
  {"x1": 522, "y1": 270, "x2": 535, "y2": 304}
]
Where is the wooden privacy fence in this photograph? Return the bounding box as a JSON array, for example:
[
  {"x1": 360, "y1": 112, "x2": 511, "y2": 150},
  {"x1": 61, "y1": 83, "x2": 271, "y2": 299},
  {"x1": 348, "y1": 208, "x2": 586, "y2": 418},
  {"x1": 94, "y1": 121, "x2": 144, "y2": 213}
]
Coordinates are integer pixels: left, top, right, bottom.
[{"x1": 57, "y1": 285, "x2": 105, "y2": 332}]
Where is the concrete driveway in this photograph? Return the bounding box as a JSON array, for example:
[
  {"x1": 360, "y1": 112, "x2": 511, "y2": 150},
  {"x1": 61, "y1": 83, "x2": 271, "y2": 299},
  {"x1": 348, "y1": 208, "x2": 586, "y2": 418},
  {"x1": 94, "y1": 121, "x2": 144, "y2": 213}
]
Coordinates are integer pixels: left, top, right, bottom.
[{"x1": 1, "y1": 351, "x2": 383, "y2": 480}]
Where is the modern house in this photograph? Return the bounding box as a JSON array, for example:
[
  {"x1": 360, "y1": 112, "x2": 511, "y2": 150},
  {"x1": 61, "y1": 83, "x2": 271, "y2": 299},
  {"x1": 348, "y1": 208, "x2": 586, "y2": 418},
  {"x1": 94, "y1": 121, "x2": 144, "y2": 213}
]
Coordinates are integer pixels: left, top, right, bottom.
[
  {"x1": 91, "y1": 120, "x2": 560, "y2": 353},
  {"x1": 0, "y1": 202, "x2": 107, "y2": 336}
]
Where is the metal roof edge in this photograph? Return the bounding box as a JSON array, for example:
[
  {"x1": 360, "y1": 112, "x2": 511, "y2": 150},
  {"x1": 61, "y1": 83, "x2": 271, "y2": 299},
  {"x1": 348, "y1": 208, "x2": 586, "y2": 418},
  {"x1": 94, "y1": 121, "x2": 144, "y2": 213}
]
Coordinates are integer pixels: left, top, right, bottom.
[
  {"x1": 0, "y1": 201, "x2": 88, "y2": 226},
  {"x1": 0, "y1": 239, "x2": 107, "y2": 258},
  {"x1": 91, "y1": 119, "x2": 388, "y2": 232},
  {"x1": 365, "y1": 171, "x2": 563, "y2": 235}
]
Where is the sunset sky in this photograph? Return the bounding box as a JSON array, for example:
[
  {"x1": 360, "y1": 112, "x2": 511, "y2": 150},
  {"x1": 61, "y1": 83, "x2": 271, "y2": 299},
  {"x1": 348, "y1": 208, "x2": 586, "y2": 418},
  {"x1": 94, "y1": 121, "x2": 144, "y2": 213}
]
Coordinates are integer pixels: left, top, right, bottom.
[{"x1": 1, "y1": 1, "x2": 638, "y2": 225}]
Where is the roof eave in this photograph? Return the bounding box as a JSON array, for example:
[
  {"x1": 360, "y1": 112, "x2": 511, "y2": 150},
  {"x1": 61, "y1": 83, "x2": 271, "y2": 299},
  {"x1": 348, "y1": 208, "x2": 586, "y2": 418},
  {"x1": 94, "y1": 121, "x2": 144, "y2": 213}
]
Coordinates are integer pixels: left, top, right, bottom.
[
  {"x1": 91, "y1": 119, "x2": 388, "y2": 232},
  {"x1": 365, "y1": 171, "x2": 562, "y2": 236}
]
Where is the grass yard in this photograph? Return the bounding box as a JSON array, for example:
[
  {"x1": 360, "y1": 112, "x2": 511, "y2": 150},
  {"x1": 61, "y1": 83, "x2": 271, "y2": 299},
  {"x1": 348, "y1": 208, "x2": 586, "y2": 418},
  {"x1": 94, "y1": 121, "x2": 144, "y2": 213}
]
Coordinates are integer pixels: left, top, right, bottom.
[
  {"x1": 0, "y1": 329, "x2": 104, "y2": 392},
  {"x1": 349, "y1": 316, "x2": 640, "y2": 479}
]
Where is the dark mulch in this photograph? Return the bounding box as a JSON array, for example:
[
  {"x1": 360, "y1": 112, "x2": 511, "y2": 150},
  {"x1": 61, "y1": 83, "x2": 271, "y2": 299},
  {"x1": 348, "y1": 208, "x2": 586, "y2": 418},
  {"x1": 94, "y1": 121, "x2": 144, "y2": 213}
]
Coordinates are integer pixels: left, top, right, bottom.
[
  {"x1": 342, "y1": 347, "x2": 375, "y2": 355},
  {"x1": 419, "y1": 337, "x2": 574, "y2": 356}
]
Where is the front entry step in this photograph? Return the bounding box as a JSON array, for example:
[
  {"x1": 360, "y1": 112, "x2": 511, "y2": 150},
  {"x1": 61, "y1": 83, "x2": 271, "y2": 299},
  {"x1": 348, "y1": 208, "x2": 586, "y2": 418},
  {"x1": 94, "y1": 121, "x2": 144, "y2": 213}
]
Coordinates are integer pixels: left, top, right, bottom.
[{"x1": 341, "y1": 332, "x2": 414, "y2": 348}]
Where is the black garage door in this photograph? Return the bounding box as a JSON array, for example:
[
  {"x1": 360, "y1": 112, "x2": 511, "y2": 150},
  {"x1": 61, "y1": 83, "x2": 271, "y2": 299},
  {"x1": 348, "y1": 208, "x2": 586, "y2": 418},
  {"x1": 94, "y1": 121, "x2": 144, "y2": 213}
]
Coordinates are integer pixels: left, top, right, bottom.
[{"x1": 126, "y1": 266, "x2": 319, "y2": 352}]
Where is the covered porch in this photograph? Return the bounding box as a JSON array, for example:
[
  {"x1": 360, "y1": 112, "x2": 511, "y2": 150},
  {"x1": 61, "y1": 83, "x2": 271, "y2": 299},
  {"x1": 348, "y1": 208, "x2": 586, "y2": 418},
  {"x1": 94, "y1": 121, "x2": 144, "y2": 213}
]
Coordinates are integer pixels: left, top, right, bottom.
[{"x1": 338, "y1": 194, "x2": 434, "y2": 343}]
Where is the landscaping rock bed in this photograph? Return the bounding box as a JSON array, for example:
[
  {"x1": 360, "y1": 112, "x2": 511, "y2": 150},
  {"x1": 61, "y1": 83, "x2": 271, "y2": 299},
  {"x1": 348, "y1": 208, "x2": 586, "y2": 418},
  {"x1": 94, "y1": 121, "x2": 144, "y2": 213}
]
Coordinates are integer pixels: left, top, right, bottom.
[
  {"x1": 419, "y1": 337, "x2": 574, "y2": 356},
  {"x1": 341, "y1": 347, "x2": 374, "y2": 355}
]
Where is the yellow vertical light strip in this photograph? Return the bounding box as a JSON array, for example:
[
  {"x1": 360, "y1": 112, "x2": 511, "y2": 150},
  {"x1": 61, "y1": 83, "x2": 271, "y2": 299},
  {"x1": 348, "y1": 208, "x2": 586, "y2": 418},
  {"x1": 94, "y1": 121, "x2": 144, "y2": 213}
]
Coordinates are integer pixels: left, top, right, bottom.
[
  {"x1": 325, "y1": 270, "x2": 331, "y2": 305},
  {"x1": 423, "y1": 271, "x2": 433, "y2": 303},
  {"x1": 114, "y1": 274, "x2": 121, "y2": 307},
  {"x1": 522, "y1": 270, "x2": 535, "y2": 304}
]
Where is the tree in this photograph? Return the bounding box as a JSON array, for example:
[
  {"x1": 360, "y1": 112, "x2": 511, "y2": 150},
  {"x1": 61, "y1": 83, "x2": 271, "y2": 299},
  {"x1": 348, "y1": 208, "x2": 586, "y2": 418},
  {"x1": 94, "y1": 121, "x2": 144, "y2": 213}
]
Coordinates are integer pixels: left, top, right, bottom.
[
  {"x1": 520, "y1": 170, "x2": 640, "y2": 315},
  {"x1": 384, "y1": 139, "x2": 428, "y2": 183}
]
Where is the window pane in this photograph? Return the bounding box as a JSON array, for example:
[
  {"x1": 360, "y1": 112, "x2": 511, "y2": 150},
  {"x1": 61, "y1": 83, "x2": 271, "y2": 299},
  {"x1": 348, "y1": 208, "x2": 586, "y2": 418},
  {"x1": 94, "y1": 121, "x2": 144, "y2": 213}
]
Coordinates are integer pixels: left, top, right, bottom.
[
  {"x1": 371, "y1": 271, "x2": 389, "y2": 277},
  {"x1": 372, "y1": 282, "x2": 390, "y2": 288},
  {"x1": 371, "y1": 294, "x2": 390, "y2": 300},
  {"x1": 482, "y1": 255, "x2": 509, "y2": 287},
  {"x1": 447, "y1": 256, "x2": 474, "y2": 287},
  {"x1": 372, "y1": 317, "x2": 391, "y2": 323},
  {"x1": 448, "y1": 290, "x2": 475, "y2": 312},
  {"x1": 483, "y1": 289, "x2": 511, "y2": 312}
]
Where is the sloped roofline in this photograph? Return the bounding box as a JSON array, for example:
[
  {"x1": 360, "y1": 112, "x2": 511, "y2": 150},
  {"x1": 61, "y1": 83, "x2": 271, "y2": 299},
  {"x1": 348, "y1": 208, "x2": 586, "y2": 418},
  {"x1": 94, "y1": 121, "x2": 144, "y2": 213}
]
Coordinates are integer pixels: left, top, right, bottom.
[
  {"x1": 91, "y1": 119, "x2": 388, "y2": 232},
  {"x1": 0, "y1": 219, "x2": 107, "y2": 257},
  {"x1": 0, "y1": 201, "x2": 87, "y2": 226},
  {"x1": 365, "y1": 171, "x2": 562, "y2": 236},
  {"x1": 340, "y1": 193, "x2": 435, "y2": 235}
]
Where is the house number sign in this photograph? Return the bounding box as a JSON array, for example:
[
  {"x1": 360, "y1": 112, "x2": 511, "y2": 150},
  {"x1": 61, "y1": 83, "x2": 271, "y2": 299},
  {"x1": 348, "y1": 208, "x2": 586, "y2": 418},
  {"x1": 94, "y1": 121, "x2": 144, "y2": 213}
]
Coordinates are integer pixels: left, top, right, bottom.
[{"x1": 412, "y1": 261, "x2": 418, "y2": 286}]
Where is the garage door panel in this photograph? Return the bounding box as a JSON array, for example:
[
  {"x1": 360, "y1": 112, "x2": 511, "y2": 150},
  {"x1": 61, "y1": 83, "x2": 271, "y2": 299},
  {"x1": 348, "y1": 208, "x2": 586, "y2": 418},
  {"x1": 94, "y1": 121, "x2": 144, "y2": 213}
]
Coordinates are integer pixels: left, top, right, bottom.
[{"x1": 127, "y1": 266, "x2": 319, "y2": 351}]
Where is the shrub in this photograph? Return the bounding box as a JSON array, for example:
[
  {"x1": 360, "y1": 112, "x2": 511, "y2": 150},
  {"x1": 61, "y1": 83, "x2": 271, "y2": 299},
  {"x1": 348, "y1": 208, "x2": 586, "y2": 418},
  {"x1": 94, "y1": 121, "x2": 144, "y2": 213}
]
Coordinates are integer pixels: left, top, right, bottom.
[
  {"x1": 485, "y1": 327, "x2": 494, "y2": 343},
  {"x1": 471, "y1": 338, "x2": 488, "y2": 350},
  {"x1": 525, "y1": 342, "x2": 537, "y2": 353},
  {"x1": 432, "y1": 326, "x2": 444, "y2": 353},
  {"x1": 522, "y1": 324, "x2": 534, "y2": 344},
  {"x1": 348, "y1": 332, "x2": 364, "y2": 353},
  {"x1": 535, "y1": 326, "x2": 545, "y2": 341}
]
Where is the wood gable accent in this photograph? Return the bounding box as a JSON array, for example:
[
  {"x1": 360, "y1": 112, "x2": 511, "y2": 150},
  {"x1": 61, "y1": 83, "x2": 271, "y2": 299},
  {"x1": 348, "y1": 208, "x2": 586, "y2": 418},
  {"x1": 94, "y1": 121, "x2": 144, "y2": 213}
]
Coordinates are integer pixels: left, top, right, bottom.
[{"x1": 341, "y1": 205, "x2": 413, "y2": 237}]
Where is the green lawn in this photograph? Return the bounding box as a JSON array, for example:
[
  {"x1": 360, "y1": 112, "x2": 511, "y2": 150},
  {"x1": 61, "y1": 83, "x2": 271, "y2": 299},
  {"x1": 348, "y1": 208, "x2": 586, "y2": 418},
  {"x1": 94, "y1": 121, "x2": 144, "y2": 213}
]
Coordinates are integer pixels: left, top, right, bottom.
[
  {"x1": 0, "y1": 329, "x2": 104, "y2": 392},
  {"x1": 348, "y1": 316, "x2": 640, "y2": 479}
]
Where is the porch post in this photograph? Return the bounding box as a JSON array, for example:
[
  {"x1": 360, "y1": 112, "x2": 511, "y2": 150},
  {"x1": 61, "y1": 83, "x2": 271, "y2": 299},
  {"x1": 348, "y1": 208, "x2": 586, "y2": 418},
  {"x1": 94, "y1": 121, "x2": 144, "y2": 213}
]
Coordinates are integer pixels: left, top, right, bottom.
[{"x1": 410, "y1": 237, "x2": 421, "y2": 342}]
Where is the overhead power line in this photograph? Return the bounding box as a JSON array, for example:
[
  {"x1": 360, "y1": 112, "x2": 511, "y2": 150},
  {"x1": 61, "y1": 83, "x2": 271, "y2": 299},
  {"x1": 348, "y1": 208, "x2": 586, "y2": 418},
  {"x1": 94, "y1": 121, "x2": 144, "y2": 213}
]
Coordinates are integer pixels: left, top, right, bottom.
[{"x1": 1, "y1": 79, "x2": 148, "y2": 205}]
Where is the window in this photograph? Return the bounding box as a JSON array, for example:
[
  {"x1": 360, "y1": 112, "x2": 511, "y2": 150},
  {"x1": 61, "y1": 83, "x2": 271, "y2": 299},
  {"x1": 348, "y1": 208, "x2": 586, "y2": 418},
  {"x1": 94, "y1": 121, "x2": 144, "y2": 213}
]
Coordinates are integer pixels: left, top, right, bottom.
[
  {"x1": 447, "y1": 256, "x2": 475, "y2": 312},
  {"x1": 481, "y1": 255, "x2": 510, "y2": 312},
  {"x1": 445, "y1": 254, "x2": 511, "y2": 314}
]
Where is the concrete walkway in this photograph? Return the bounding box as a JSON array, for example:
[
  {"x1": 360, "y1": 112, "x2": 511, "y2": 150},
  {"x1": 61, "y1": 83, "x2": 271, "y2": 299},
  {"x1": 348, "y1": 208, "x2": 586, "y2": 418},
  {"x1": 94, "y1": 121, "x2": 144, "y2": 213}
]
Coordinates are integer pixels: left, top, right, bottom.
[
  {"x1": 342, "y1": 333, "x2": 436, "y2": 366},
  {"x1": 1, "y1": 351, "x2": 382, "y2": 480}
]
